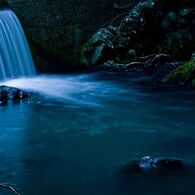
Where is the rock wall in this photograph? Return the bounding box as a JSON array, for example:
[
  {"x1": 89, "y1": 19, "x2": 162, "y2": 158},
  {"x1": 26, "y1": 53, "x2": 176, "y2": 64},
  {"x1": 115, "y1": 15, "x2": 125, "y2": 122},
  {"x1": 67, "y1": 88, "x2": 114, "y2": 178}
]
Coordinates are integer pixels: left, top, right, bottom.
[
  {"x1": 81, "y1": 0, "x2": 195, "y2": 70},
  {"x1": 6, "y1": 0, "x2": 140, "y2": 72}
]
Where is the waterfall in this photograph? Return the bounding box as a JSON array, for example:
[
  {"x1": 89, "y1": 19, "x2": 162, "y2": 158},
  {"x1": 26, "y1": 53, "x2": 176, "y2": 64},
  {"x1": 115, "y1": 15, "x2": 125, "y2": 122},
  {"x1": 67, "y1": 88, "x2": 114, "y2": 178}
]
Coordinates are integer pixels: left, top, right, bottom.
[{"x1": 0, "y1": 8, "x2": 36, "y2": 80}]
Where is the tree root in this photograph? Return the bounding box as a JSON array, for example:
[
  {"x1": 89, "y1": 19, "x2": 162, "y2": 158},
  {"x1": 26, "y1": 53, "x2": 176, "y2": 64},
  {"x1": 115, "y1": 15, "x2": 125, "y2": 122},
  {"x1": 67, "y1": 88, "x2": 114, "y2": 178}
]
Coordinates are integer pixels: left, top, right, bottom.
[
  {"x1": 116, "y1": 54, "x2": 175, "y2": 68},
  {"x1": 118, "y1": 61, "x2": 145, "y2": 67},
  {"x1": 0, "y1": 183, "x2": 20, "y2": 195},
  {"x1": 102, "y1": 54, "x2": 176, "y2": 72},
  {"x1": 139, "y1": 54, "x2": 175, "y2": 64}
]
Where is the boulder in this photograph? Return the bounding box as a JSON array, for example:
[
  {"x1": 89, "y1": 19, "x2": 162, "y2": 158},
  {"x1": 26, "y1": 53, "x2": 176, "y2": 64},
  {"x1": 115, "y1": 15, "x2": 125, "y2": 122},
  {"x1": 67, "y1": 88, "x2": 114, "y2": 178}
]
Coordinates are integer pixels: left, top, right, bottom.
[
  {"x1": 0, "y1": 85, "x2": 29, "y2": 102},
  {"x1": 122, "y1": 156, "x2": 184, "y2": 175},
  {"x1": 139, "y1": 156, "x2": 183, "y2": 170},
  {"x1": 81, "y1": 28, "x2": 115, "y2": 66}
]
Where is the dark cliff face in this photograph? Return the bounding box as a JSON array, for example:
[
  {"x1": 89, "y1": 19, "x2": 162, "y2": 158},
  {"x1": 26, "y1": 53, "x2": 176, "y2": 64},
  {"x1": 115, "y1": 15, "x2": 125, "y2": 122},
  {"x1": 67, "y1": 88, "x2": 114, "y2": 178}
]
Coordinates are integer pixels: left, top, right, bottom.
[{"x1": 5, "y1": 0, "x2": 139, "y2": 73}]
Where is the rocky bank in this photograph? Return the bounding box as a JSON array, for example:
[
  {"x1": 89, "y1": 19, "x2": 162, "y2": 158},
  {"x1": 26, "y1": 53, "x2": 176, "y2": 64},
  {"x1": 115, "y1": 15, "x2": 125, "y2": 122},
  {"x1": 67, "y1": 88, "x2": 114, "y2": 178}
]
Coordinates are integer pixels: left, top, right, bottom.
[{"x1": 81, "y1": 0, "x2": 195, "y2": 87}]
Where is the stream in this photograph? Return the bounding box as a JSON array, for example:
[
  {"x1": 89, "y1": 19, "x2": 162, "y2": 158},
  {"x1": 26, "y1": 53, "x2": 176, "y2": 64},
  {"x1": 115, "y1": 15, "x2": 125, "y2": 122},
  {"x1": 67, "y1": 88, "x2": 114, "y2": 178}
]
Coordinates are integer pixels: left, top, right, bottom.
[{"x1": 0, "y1": 72, "x2": 195, "y2": 195}]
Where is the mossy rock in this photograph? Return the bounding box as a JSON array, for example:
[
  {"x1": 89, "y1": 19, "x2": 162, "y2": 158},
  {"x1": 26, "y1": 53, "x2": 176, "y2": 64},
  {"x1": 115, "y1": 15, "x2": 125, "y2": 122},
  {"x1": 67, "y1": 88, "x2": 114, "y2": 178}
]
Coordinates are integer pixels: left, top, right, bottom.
[{"x1": 165, "y1": 60, "x2": 195, "y2": 85}]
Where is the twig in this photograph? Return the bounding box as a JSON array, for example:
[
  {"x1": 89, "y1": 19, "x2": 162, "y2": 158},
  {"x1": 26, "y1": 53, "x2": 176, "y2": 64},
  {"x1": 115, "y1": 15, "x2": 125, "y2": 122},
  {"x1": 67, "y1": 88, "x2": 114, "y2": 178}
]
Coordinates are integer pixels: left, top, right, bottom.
[
  {"x1": 94, "y1": 12, "x2": 129, "y2": 35},
  {"x1": 114, "y1": 0, "x2": 143, "y2": 10},
  {"x1": 139, "y1": 54, "x2": 175, "y2": 64},
  {"x1": 113, "y1": 16, "x2": 128, "y2": 42},
  {"x1": 84, "y1": 0, "x2": 144, "y2": 47},
  {"x1": 85, "y1": 12, "x2": 129, "y2": 46},
  {"x1": 114, "y1": 3, "x2": 136, "y2": 10},
  {"x1": 112, "y1": 0, "x2": 144, "y2": 42},
  {"x1": 0, "y1": 183, "x2": 20, "y2": 195},
  {"x1": 114, "y1": 54, "x2": 175, "y2": 67},
  {"x1": 110, "y1": 12, "x2": 129, "y2": 26}
]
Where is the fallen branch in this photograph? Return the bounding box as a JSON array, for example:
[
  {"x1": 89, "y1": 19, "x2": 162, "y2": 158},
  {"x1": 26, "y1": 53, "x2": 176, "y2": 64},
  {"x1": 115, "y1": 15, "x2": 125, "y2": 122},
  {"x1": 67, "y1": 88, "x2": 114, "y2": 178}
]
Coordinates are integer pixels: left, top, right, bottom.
[{"x1": 0, "y1": 183, "x2": 20, "y2": 195}]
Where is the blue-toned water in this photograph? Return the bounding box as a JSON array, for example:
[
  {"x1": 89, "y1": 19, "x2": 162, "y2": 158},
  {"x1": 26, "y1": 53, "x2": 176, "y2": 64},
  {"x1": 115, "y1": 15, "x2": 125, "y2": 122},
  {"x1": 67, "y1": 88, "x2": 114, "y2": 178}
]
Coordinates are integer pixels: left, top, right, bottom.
[
  {"x1": 0, "y1": 72, "x2": 195, "y2": 195},
  {"x1": 0, "y1": 8, "x2": 36, "y2": 80}
]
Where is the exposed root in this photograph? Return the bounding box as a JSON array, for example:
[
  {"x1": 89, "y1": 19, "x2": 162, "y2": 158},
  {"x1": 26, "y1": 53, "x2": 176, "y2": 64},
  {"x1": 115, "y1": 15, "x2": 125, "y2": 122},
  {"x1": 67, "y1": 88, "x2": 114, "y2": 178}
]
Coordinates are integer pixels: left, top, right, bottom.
[
  {"x1": 103, "y1": 54, "x2": 176, "y2": 71},
  {"x1": 0, "y1": 183, "x2": 20, "y2": 195},
  {"x1": 118, "y1": 54, "x2": 175, "y2": 67},
  {"x1": 139, "y1": 54, "x2": 175, "y2": 64},
  {"x1": 118, "y1": 61, "x2": 145, "y2": 67}
]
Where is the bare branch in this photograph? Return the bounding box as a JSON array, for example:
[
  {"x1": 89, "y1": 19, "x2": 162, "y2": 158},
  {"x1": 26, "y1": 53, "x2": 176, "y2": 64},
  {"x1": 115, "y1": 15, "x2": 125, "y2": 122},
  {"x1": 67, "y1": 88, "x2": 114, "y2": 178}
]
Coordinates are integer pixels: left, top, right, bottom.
[{"x1": 86, "y1": 12, "x2": 129, "y2": 46}]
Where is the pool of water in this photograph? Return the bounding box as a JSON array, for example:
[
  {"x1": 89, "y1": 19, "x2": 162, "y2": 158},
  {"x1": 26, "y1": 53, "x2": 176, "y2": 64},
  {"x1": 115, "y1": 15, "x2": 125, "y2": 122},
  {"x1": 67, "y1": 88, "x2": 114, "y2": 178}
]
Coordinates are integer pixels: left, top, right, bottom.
[{"x1": 0, "y1": 72, "x2": 195, "y2": 195}]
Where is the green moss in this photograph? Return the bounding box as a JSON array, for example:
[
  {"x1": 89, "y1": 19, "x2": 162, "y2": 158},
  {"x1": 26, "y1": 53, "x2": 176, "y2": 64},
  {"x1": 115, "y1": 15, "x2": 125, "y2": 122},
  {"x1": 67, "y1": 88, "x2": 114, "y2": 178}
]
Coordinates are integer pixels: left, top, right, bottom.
[{"x1": 165, "y1": 60, "x2": 195, "y2": 84}]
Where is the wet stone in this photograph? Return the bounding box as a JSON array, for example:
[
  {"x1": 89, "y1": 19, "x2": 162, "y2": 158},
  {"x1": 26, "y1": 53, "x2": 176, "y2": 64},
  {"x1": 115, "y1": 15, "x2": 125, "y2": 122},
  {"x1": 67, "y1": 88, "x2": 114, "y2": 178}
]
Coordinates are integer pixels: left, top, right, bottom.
[
  {"x1": 0, "y1": 85, "x2": 30, "y2": 102},
  {"x1": 139, "y1": 156, "x2": 183, "y2": 170}
]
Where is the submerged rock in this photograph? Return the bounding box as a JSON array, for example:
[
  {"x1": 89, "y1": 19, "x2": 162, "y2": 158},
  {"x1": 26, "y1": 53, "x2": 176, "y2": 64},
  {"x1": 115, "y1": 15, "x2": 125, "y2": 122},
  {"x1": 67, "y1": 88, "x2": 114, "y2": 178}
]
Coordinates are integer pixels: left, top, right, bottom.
[
  {"x1": 122, "y1": 156, "x2": 184, "y2": 175},
  {"x1": 0, "y1": 85, "x2": 29, "y2": 102},
  {"x1": 139, "y1": 156, "x2": 183, "y2": 170}
]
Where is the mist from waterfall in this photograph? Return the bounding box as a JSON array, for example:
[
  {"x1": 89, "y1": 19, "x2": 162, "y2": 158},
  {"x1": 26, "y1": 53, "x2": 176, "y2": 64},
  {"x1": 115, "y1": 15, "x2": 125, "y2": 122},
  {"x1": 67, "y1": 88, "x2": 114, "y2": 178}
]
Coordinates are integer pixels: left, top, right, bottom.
[{"x1": 0, "y1": 8, "x2": 36, "y2": 80}]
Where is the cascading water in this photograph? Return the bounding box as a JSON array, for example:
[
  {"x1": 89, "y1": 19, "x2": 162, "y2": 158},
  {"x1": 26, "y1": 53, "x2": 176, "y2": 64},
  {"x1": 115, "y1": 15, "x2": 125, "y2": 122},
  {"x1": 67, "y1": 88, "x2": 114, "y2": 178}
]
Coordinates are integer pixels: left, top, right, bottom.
[{"x1": 0, "y1": 7, "x2": 36, "y2": 80}]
